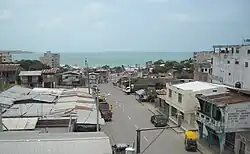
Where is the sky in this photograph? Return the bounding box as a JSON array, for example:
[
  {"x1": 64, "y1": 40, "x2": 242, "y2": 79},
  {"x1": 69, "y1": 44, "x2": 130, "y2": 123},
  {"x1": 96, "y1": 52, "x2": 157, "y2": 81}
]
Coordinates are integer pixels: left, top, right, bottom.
[{"x1": 0, "y1": 0, "x2": 250, "y2": 53}]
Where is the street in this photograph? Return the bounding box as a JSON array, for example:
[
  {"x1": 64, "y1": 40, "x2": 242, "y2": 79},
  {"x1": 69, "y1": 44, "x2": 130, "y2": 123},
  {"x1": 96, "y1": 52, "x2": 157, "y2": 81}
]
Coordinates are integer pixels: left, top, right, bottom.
[{"x1": 100, "y1": 83, "x2": 200, "y2": 154}]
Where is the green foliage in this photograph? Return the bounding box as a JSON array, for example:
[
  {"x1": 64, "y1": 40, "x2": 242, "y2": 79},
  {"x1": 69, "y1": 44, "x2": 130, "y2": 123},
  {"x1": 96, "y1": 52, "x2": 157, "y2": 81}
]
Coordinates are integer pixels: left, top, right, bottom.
[
  {"x1": 112, "y1": 66, "x2": 124, "y2": 73},
  {"x1": 102, "y1": 65, "x2": 110, "y2": 70},
  {"x1": 17, "y1": 60, "x2": 51, "y2": 71},
  {"x1": 152, "y1": 58, "x2": 193, "y2": 74}
]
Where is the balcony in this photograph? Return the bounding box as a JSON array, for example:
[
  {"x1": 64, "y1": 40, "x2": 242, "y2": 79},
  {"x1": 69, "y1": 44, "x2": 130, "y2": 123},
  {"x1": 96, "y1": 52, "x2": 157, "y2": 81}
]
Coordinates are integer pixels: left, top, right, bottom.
[{"x1": 197, "y1": 112, "x2": 224, "y2": 133}]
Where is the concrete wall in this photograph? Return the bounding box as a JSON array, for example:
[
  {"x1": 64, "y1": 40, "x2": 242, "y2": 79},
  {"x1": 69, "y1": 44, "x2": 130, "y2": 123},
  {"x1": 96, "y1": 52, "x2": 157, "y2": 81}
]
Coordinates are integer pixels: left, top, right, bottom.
[
  {"x1": 165, "y1": 84, "x2": 227, "y2": 114},
  {"x1": 212, "y1": 45, "x2": 250, "y2": 89}
]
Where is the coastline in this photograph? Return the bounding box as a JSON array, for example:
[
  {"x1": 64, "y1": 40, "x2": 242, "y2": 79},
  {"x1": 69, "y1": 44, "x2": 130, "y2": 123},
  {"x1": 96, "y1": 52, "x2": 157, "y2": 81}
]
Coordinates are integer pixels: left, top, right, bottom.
[{"x1": 13, "y1": 51, "x2": 192, "y2": 67}]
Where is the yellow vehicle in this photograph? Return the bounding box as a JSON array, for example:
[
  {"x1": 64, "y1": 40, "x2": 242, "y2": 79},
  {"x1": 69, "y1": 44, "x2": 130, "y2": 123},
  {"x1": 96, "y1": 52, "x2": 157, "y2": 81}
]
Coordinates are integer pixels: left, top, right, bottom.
[{"x1": 184, "y1": 129, "x2": 198, "y2": 151}]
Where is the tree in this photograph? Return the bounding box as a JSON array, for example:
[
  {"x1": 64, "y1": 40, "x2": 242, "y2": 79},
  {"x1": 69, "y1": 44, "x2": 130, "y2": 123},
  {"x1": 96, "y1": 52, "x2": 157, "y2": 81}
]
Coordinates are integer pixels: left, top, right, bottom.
[
  {"x1": 17, "y1": 60, "x2": 51, "y2": 71},
  {"x1": 102, "y1": 65, "x2": 110, "y2": 70},
  {"x1": 154, "y1": 59, "x2": 164, "y2": 65}
]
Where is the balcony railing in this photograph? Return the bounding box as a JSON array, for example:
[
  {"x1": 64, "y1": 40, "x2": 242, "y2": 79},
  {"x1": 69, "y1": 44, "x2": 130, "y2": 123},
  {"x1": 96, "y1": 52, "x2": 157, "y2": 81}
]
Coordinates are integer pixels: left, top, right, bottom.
[{"x1": 197, "y1": 112, "x2": 224, "y2": 133}]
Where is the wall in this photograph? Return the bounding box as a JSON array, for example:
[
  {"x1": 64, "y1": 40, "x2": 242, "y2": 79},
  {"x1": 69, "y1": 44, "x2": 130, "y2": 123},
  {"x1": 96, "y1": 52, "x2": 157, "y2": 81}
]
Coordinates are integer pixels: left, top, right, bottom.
[
  {"x1": 165, "y1": 84, "x2": 227, "y2": 114},
  {"x1": 0, "y1": 52, "x2": 12, "y2": 63},
  {"x1": 212, "y1": 45, "x2": 250, "y2": 89},
  {"x1": 20, "y1": 76, "x2": 39, "y2": 83},
  {"x1": 225, "y1": 101, "x2": 250, "y2": 132}
]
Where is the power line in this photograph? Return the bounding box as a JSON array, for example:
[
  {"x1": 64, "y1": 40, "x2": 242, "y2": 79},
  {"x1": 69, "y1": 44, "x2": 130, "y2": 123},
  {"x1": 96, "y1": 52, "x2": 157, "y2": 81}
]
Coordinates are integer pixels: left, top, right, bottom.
[{"x1": 141, "y1": 129, "x2": 165, "y2": 154}]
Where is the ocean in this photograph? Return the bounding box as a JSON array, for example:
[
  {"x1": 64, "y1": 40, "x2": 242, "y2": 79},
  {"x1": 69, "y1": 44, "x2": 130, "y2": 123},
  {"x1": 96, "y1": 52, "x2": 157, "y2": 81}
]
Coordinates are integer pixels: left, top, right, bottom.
[{"x1": 13, "y1": 52, "x2": 193, "y2": 67}]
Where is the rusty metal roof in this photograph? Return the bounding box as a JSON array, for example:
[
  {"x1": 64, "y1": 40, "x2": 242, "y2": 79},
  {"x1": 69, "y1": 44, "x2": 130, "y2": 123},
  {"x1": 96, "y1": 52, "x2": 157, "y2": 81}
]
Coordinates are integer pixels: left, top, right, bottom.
[
  {"x1": 0, "y1": 64, "x2": 20, "y2": 72},
  {"x1": 197, "y1": 91, "x2": 250, "y2": 105},
  {"x1": 42, "y1": 68, "x2": 58, "y2": 74}
]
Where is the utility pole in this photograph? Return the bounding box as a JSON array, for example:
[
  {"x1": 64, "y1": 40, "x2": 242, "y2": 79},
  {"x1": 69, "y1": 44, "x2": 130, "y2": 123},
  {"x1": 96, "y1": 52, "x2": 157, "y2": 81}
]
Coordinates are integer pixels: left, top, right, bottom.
[
  {"x1": 136, "y1": 114, "x2": 182, "y2": 154},
  {"x1": 85, "y1": 58, "x2": 91, "y2": 94},
  {"x1": 96, "y1": 87, "x2": 100, "y2": 132}
]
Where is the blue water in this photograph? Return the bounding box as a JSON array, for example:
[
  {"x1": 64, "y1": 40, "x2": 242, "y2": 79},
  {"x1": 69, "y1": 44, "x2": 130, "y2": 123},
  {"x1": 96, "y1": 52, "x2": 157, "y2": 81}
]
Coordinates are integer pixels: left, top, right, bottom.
[{"x1": 13, "y1": 52, "x2": 192, "y2": 67}]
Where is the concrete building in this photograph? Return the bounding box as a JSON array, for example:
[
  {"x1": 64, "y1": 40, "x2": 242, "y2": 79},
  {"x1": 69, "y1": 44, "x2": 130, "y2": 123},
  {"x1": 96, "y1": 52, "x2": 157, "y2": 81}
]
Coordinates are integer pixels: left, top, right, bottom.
[
  {"x1": 41, "y1": 68, "x2": 58, "y2": 88},
  {"x1": 0, "y1": 51, "x2": 12, "y2": 63},
  {"x1": 61, "y1": 71, "x2": 85, "y2": 86},
  {"x1": 193, "y1": 51, "x2": 213, "y2": 63},
  {"x1": 19, "y1": 71, "x2": 43, "y2": 87},
  {"x1": 196, "y1": 88, "x2": 250, "y2": 154},
  {"x1": 40, "y1": 51, "x2": 60, "y2": 68},
  {"x1": 193, "y1": 51, "x2": 213, "y2": 82},
  {"x1": 193, "y1": 62, "x2": 212, "y2": 82},
  {"x1": 159, "y1": 81, "x2": 228, "y2": 128},
  {"x1": 211, "y1": 44, "x2": 250, "y2": 89},
  {"x1": 0, "y1": 64, "x2": 21, "y2": 84}
]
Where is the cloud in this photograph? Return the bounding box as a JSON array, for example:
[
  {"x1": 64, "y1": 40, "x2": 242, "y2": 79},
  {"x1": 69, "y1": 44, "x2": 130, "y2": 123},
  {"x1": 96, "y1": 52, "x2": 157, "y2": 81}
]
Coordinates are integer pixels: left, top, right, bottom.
[
  {"x1": 38, "y1": 17, "x2": 63, "y2": 30},
  {"x1": 82, "y1": 2, "x2": 108, "y2": 20},
  {"x1": 147, "y1": 0, "x2": 169, "y2": 3},
  {"x1": 0, "y1": 10, "x2": 12, "y2": 20}
]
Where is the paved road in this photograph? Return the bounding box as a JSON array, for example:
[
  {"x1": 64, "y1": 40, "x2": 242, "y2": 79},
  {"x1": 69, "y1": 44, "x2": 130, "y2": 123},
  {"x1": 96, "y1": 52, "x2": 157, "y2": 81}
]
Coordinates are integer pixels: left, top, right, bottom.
[{"x1": 100, "y1": 83, "x2": 200, "y2": 154}]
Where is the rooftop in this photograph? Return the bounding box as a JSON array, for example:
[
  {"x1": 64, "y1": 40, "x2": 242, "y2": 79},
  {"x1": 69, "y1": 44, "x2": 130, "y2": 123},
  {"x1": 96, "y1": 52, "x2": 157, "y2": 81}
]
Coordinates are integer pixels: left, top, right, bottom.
[
  {"x1": 19, "y1": 71, "x2": 42, "y2": 76},
  {"x1": 3, "y1": 117, "x2": 38, "y2": 131},
  {"x1": 173, "y1": 81, "x2": 227, "y2": 92},
  {"x1": 0, "y1": 132, "x2": 112, "y2": 154},
  {"x1": 0, "y1": 64, "x2": 20, "y2": 72},
  {"x1": 196, "y1": 91, "x2": 250, "y2": 105},
  {"x1": 42, "y1": 68, "x2": 59, "y2": 74}
]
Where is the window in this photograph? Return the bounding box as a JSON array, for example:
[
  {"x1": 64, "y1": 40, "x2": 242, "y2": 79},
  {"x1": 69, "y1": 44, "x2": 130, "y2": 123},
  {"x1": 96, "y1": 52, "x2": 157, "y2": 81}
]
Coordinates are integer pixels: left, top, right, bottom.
[
  {"x1": 245, "y1": 62, "x2": 248, "y2": 67},
  {"x1": 178, "y1": 93, "x2": 182, "y2": 103},
  {"x1": 205, "y1": 68, "x2": 207, "y2": 72},
  {"x1": 248, "y1": 50, "x2": 250, "y2": 54},
  {"x1": 229, "y1": 73, "x2": 231, "y2": 76},
  {"x1": 168, "y1": 89, "x2": 172, "y2": 98},
  {"x1": 227, "y1": 60, "x2": 230, "y2": 64},
  {"x1": 235, "y1": 60, "x2": 239, "y2": 64},
  {"x1": 201, "y1": 68, "x2": 204, "y2": 72},
  {"x1": 232, "y1": 48, "x2": 234, "y2": 53},
  {"x1": 236, "y1": 48, "x2": 239, "y2": 53}
]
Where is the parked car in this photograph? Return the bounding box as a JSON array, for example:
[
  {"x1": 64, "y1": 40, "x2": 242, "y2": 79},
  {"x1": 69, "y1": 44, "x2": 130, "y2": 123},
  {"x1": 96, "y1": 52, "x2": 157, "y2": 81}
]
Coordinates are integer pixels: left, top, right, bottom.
[{"x1": 150, "y1": 114, "x2": 168, "y2": 127}]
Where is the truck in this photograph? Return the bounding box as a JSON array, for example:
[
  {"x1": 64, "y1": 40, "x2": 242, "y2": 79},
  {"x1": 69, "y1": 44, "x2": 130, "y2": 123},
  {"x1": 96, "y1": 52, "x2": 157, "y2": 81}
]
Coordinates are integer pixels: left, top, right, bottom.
[{"x1": 99, "y1": 102, "x2": 112, "y2": 122}]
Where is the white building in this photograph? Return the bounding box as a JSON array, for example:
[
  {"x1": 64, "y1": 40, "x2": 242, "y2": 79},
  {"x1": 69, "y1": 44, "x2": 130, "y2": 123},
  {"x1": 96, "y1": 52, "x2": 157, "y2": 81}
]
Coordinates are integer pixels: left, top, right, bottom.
[
  {"x1": 162, "y1": 81, "x2": 228, "y2": 128},
  {"x1": 0, "y1": 51, "x2": 12, "y2": 63},
  {"x1": 212, "y1": 44, "x2": 250, "y2": 89},
  {"x1": 40, "y1": 51, "x2": 60, "y2": 68},
  {"x1": 193, "y1": 51, "x2": 213, "y2": 63}
]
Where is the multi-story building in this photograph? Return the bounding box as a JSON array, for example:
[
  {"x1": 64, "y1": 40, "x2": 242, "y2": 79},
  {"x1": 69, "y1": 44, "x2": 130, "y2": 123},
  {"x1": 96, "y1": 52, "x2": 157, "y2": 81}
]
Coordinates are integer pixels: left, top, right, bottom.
[
  {"x1": 193, "y1": 51, "x2": 213, "y2": 63},
  {"x1": 159, "y1": 81, "x2": 227, "y2": 128},
  {"x1": 0, "y1": 64, "x2": 21, "y2": 84},
  {"x1": 41, "y1": 68, "x2": 58, "y2": 88},
  {"x1": 19, "y1": 71, "x2": 43, "y2": 87},
  {"x1": 211, "y1": 44, "x2": 250, "y2": 89},
  {"x1": 196, "y1": 88, "x2": 250, "y2": 154},
  {"x1": 40, "y1": 51, "x2": 60, "y2": 68},
  {"x1": 193, "y1": 51, "x2": 213, "y2": 82},
  {"x1": 0, "y1": 51, "x2": 12, "y2": 63}
]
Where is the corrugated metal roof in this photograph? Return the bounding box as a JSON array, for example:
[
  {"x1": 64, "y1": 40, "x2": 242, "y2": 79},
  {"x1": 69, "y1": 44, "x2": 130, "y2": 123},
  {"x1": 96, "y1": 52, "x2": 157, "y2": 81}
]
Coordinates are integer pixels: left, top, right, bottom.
[
  {"x1": 0, "y1": 64, "x2": 20, "y2": 71},
  {"x1": 76, "y1": 109, "x2": 105, "y2": 125},
  {"x1": 0, "y1": 132, "x2": 112, "y2": 154},
  {"x1": 19, "y1": 71, "x2": 42, "y2": 76},
  {"x1": 42, "y1": 68, "x2": 58, "y2": 74},
  {"x1": 3, "y1": 118, "x2": 38, "y2": 131},
  {"x1": 58, "y1": 96, "x2": 94, "y2": 103},
  {"x1": 14, "y1": 94, "x2": 57, "y2": 103},
  {"x1": 3, "y1": 103, "x2": 54, "y2": 118},
  {"x1": 30, "y1": 88, "x2": 64, "y2": 95}
]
